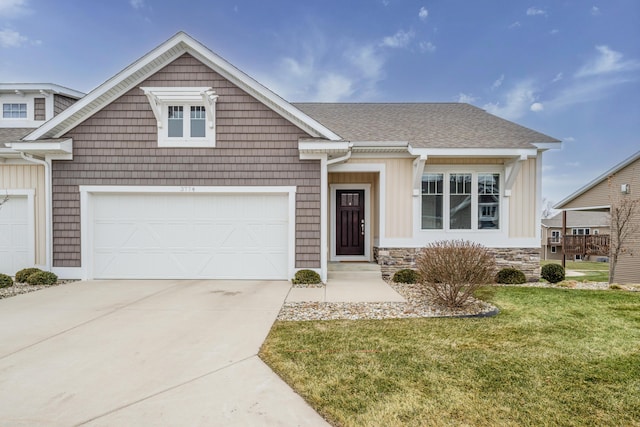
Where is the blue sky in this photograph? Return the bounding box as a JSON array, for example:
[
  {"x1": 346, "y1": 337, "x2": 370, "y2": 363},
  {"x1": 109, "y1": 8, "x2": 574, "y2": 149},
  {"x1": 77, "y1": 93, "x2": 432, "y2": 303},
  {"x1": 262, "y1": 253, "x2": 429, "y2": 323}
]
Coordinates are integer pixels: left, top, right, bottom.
[{"x1": 1, "y1": 0, "x2": 638, "y2": 207}]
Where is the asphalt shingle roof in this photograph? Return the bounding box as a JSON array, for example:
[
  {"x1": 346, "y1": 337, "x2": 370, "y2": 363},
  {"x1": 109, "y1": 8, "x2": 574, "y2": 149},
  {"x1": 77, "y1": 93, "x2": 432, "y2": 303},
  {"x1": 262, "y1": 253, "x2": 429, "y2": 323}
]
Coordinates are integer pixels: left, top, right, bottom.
[
  {"x1": 293, "y1": 103, "x2": 560, "y2": 149},
  {"x1": 0, "y1": 128, "x2": 35, "y2": 145}
]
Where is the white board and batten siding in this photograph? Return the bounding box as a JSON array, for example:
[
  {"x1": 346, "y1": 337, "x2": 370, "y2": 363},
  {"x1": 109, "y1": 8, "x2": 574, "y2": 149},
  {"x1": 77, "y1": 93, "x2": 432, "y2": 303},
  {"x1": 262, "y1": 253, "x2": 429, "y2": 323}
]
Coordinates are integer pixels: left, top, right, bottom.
[{"x1": 81, "y1": 186, "x2": 295, "y2": 280}]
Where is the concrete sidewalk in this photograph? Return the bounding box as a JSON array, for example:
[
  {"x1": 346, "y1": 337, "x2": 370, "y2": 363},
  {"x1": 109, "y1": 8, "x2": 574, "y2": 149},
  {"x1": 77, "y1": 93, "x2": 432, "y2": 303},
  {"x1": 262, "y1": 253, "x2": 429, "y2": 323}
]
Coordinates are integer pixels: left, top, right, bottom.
[
  {"x1": 0, "y1": 280, "x2": 329, "y2": 426},
  {"x1": 286, "y1": 262, "x2": 405, "y2": 303}
]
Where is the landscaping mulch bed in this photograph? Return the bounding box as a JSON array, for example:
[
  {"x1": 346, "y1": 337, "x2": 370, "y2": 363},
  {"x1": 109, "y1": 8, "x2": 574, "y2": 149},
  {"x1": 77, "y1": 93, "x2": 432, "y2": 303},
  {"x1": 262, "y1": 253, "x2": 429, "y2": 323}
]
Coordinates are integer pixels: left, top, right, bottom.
[{"x1": 0, "y1": 280, "x2": 77, "y2": 300}]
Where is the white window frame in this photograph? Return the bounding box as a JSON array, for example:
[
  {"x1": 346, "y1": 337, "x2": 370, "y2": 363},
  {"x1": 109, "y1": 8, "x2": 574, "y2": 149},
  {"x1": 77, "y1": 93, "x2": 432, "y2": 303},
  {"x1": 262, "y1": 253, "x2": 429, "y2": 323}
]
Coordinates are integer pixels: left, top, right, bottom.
[
  {"x1": 551, "y1": 246, "x2": 557, "y2": 253},
  {"x1": 572, "y1": 228, "x2": 590, "y2": 235},
  {"x1": 141, "y1": 87, "x2": 218, "y2": 148},
  {"x1": 2, "y1": 102, "x2": 28, "y2": 119},
  {"x1": 420, "y1": 168, "x2": 503, "y2": 232}
]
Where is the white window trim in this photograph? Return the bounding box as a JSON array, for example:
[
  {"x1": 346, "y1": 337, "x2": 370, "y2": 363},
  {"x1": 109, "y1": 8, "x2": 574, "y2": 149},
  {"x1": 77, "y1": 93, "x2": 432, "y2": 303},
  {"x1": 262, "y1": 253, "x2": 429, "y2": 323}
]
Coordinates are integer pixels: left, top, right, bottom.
[
  {"x1": 551, "y1": 246, "x2": 557, "y2": 253},
  {"x1": 141, "y1": 87, "x2": 218, "y2": 148},
  {"x1": 420, "y1": 167, "x2": 503, "y2": 232}
]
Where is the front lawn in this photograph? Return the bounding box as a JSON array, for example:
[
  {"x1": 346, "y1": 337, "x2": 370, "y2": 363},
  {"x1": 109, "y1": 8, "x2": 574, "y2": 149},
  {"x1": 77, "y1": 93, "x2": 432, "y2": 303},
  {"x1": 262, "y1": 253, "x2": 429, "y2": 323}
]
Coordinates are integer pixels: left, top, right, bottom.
[
  {"x1": 260, "y1": 287, "x2": 640, "y2": 426},
  {"x1": 542, "y1": 260, "x2": 609, "y2": 283}
]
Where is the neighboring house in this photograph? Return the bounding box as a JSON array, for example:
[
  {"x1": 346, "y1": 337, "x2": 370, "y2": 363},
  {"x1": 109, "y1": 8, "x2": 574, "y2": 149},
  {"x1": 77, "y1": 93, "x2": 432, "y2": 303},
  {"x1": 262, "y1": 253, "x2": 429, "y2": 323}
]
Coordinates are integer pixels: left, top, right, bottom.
[
  {"x1": 0, "y1": 32, "x2": 561, "y2": 281},
  {"x1": 0, "y1": 84, "x2": 84, "y2": 275},
  {"x1": 555, "y1": 151, "x2": 640, "y2": 284},
  {"x1": 541, "y1": 211, "x2": 610, "y2": 261}
]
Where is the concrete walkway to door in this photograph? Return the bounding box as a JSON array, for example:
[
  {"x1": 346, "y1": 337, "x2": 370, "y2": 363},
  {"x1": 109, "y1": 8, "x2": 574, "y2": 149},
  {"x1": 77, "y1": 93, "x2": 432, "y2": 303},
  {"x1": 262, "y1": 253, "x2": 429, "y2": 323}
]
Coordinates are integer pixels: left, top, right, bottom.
[
  {"x1": 286, "y1": 262, "x2": 406, "y2": 303},
  {"x1": 0, "y1": 280, "x2": 328, "y2": 426}
]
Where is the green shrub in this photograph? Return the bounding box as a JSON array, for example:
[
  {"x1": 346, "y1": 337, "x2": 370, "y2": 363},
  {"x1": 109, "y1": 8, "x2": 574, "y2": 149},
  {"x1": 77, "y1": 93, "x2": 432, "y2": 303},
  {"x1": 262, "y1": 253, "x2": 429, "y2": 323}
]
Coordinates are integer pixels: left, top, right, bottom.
[
  {"x1": 25, "y1": 271, "x2": 58, "y2": 286},
  {"x1": 15, "y1": 267, "x2": 42, "y2": 283},
  {"x1": 416, "y1": 240, "x2": 495, "y2": 308},
  {"x1": 541, "y1": 263, "x2": 565, "y2": 284},
  {"x1": 392, "y1": 269, "x2": 420, "y2": 284},
  {"x1": 0, "y1": 273, "x2": 13, "y2": 288},
  {"x1": 495, "y1": 267, "x2": 527, "y2": 284},
  {"x1": 292, "y1": 269, "x2": 321, "y2": 285}
]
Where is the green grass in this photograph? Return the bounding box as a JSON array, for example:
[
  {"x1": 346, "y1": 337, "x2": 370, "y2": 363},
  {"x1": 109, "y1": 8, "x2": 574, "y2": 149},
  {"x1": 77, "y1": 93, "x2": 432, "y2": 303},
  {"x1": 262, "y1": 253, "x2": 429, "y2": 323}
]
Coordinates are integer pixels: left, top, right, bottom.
[
  {"x1": 260, "y1": 287, "x2": 640, "y2": 426},
  {"x1": 542, "y1": 260, "x2": 609, "y2": 282}
]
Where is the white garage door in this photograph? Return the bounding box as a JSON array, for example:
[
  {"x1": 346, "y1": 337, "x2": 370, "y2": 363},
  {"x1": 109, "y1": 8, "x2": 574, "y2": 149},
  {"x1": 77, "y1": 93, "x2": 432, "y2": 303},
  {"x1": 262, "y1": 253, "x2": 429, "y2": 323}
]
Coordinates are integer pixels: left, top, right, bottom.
[
  {"x1": 91, "y1": 192, "x2": 290, "y2": 280},
  {"x1": 0, "y1": 195, "x2": 30, "y2": 275}
]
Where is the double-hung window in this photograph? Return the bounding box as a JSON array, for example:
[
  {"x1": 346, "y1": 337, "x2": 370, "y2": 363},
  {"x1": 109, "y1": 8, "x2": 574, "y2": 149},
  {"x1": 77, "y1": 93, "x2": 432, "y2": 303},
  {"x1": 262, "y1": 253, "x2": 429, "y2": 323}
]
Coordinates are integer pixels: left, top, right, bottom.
[
  {"x1": 421, "y1": 170, "x2": 501, "y2": 231},
  {"x1": 141, "y1": 87, "x2": 218, "y2": 148}
]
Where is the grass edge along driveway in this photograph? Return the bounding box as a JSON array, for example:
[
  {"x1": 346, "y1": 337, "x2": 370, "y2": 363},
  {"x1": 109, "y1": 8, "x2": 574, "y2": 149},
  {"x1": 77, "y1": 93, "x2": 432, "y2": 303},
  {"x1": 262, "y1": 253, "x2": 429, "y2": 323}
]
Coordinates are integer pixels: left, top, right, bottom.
[{"x1": 260, "y1": 287, "x2": 640, "y2": 427}]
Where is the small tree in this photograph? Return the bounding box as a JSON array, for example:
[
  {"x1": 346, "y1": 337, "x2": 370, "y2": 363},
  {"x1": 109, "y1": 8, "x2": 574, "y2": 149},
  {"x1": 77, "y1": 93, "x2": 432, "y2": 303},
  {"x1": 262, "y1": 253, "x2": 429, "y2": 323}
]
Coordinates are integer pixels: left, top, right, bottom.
[
  {"x1": 609, "y1": 174, "x2": 639, "y2": 284},
  {"x1": 416, "y1": 240, "x2": 495, "y2": 308}
]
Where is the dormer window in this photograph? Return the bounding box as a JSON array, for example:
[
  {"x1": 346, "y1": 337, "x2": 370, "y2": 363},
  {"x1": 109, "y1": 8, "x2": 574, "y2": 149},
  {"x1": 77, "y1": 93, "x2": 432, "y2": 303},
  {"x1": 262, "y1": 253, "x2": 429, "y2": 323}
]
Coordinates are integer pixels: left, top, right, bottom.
[
  {"x1": 3, "y1": 103, "x2": 27, "y2": 119},
  {"x1": 141, "y1": 87, "x2": 218, "y2": 148}
]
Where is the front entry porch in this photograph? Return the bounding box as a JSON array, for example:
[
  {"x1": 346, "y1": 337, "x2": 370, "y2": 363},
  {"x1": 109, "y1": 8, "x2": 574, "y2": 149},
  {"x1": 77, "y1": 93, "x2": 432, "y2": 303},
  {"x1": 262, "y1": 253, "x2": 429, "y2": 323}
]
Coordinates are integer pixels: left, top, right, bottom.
[{"x1": 286, "y1": 262, "x2": 405, "y2": 303}]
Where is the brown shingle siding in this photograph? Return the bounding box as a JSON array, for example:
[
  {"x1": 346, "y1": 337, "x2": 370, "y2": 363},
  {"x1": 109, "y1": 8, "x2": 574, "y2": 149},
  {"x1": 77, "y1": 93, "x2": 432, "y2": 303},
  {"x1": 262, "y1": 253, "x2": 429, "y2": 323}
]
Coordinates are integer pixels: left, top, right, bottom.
[
  {"x1": 52, "y1": 53, "x2": 320, "y2": 269},
  {"x1": 34, "y1": 98, "x2": 46, "y2": 120}
]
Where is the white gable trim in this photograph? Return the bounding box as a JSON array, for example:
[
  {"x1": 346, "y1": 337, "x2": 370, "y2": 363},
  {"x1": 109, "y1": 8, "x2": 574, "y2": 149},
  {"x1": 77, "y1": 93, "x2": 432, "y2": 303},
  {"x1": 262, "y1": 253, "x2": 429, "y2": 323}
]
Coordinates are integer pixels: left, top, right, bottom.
[{"x1": 23, "y1": 32, "x2": 341, "y2": 142}]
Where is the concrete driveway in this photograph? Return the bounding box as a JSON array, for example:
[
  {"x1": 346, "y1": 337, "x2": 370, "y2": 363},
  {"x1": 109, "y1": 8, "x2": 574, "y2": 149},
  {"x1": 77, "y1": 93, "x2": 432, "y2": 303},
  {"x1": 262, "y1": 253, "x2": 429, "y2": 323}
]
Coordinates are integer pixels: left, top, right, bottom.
[{"x1": 0, "y1": 280, "x2": 328, "y2": 426}]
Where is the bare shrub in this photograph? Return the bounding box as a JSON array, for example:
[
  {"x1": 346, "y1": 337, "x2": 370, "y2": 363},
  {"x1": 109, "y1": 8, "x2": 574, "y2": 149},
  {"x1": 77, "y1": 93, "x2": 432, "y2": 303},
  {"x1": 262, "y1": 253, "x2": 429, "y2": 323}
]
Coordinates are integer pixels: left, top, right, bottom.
[{"x1": 416, "y1": 240, "x2": 495, "y2": 308}]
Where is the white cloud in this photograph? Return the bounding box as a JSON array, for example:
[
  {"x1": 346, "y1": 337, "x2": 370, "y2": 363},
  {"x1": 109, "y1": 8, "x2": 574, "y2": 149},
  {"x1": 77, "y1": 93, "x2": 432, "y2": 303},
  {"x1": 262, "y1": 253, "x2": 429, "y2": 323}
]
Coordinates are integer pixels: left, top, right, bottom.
[
  {"x1": 575, "y1": 45, "x2": 640, "y2": 77},
  {"x1": 591, "y1": 6, "x2": 600, "y2": 16},
  {"x1": 419, "y1": 41, "x2": 436, "y2": 53},
  {"x1": 316, "y1": 74, "x2": 354, "y2": 102},
  {"x1": 456, "y1": 93, "x2": 477, "y2": 104},
  {"x1": 565, "y1": 161, "x2": 580, "y2": 167},
  {"x1": 491, "y1": 74, "x2": 505, "y2": 90},
  {"x1": 130, "y1": 0, "x2": 144, "y2": 9},
  {"x1": 0, "y1": 0, "x2": 28, "y2": 17},
  {"x1": 381, "y1": 29, "x2": 414, "y2": 48},
  {"x1": 552, "y1": 72, "x2": 563, "y2": 83},
  {"x1": 526, "y1": 7, "x2": 547, "y2": 16},
  {"x1": 508, "y1": 21, "x2": 521, "y2": 29},
  {"x1": 530, "y1": 102, "x2": 544, "y2": 112},
  {"x1": 0, "y1": 28, "x2": 27, "y2": 47},
  {"x1": 544, "y1": 76, "x2": 634, "y2": 110},
  {"x1": 550, "y1": 29, "x2": 559, "y2": 35},
  {"x1": 483, "y1": 80, "x2": 537, "y2": 120},
  {"x1": 418, "y1": 7, "x2": 428, "y2": 21},
  {"x1": 564, "y1": 136, "x2": 576, "y2": 142}
]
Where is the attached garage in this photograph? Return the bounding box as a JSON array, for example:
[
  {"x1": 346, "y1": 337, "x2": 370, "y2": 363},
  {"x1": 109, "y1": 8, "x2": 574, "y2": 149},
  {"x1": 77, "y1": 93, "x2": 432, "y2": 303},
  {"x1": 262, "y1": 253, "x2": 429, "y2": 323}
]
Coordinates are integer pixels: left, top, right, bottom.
[
  {"x1": 0, "y1": 191, "x2": 34, "y2": 275},
  {"x1": 81, "y1": 187, "x2": 295, "y2": 280}
]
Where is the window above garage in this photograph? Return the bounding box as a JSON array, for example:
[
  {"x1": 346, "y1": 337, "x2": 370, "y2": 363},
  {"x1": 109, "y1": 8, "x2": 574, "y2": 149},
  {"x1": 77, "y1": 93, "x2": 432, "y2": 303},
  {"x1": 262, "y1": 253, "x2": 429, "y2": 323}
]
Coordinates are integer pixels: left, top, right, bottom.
[{"x1": 141, "y1": 87, "x2": 218, "y2": 148}]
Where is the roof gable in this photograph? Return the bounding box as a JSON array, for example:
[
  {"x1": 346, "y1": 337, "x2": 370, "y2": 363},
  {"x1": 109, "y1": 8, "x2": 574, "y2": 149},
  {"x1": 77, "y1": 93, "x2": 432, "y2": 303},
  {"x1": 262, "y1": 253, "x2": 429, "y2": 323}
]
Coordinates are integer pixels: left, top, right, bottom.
[
  {"x1": 23, "y1": 32, "x2": 340, "y2": 142},
  {"x1": 555, "y1": 151, "x2": 640, "y2": 209}
]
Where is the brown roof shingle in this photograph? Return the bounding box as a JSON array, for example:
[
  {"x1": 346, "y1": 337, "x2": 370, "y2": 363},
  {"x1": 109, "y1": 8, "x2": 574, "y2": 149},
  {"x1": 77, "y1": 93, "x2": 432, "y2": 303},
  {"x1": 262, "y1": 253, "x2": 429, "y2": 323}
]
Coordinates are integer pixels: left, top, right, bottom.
[
  {"x1": 293, "y1": 103, "x2": 560, "y2": 149},
  {"x1": 0, "y1": 128, "x2": 35, "y2": 145}
]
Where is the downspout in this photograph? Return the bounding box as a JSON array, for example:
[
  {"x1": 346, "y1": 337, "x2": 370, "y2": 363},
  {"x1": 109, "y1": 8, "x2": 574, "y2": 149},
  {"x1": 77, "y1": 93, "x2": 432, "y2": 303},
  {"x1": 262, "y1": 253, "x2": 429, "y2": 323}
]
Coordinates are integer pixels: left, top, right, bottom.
[
  {"x1": 19, "y1": 152, "x2": 51, "y2": 271},
  {"x1": 326, "y1": 144, "x2": 352, "y2": 166}
]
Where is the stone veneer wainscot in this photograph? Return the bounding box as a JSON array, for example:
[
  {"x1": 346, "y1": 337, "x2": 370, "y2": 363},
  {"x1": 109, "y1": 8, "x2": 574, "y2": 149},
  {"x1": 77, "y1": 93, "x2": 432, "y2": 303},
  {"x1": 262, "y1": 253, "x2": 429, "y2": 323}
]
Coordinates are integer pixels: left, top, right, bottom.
[{"x1": 374, "y1": 247, "x2": 541, "y2": 282}]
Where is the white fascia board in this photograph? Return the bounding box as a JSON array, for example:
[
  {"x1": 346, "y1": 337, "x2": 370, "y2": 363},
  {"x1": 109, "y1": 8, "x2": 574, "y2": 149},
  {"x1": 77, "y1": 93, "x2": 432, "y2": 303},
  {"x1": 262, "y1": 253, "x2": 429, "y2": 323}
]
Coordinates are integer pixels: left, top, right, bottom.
[
  {"x1": 7, "y1": 139, "x2": 73, "y2": 155},
  {"x1": 532, "y1": 142, "x2": 562, "y2": 151},
  {"x1": 298, "y1": 140, "x2": 350, "y2": 154},
  {"x1": 0, "y1": 83, "x2": 85, "y2": 99},
  {"x1": 557, "y1": 205, "x2": 611, "y2": 212},
  {"x1": 408, "y1": 147, "x2": 538, "y2": 158},
  {"x1": 350, "y1": 141, "x2": 409, "y2": 148}
]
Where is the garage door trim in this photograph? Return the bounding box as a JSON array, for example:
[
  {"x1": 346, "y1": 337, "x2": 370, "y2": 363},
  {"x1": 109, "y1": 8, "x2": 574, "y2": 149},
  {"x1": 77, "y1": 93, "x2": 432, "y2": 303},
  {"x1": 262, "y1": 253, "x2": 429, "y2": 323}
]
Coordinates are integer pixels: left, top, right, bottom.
[{"x1": 79, "y1": 185, "x2": 297, "y2": 280}]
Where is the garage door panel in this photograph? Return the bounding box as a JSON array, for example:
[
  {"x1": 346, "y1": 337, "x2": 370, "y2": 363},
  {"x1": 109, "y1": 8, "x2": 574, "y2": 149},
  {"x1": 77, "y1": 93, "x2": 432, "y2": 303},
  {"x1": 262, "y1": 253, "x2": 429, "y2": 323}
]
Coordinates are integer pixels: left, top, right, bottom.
[
  {"x1": 91, "y1": 192, "x2": 290, "y2": 279},
  {"x1": 0, "y1": 196, "x2": 30, "y2": 275}
]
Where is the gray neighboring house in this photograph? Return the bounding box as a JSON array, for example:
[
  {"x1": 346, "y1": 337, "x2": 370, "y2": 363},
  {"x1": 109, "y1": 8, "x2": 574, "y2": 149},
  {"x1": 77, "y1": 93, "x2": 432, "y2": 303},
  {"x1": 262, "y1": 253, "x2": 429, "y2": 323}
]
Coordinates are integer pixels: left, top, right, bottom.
[
  {"x1": 1, "y1": 32, "x2": 561, "y2": 282},
  {"x1": 541, "y1": 211, "x2": 610, "y2": 261}
]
